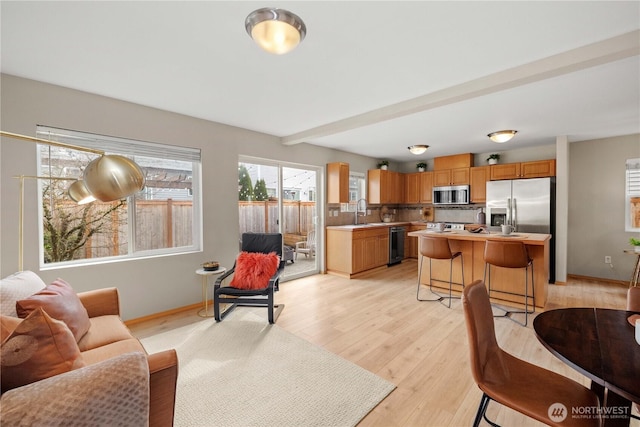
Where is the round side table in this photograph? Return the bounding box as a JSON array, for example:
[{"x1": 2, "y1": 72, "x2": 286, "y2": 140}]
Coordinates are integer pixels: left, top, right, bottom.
[{"x1": 195, "y1": 267, "x2": 226, "y2": 318}]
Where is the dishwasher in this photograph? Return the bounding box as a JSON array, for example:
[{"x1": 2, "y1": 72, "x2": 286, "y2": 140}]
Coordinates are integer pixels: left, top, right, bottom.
[{"x1": 388, "y1": 226, "x2": 405, "y2": 265}]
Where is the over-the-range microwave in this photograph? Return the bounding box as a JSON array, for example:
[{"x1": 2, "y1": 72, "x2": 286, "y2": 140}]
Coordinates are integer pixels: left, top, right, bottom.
[{"x1": 432, "y1": 185, "x2": 470, "y2": 205}]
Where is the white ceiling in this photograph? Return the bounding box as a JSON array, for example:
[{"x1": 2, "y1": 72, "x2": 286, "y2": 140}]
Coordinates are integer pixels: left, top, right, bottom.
[{"x1": 2, "y1": 1, "x2": 639, "y2": 162}]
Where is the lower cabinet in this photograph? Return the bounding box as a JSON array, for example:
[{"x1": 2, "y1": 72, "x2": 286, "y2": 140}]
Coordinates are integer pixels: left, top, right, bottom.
[
  {"x1": 327, "y1": 227, "x2": 389, "y2": 278},
  {"x1": 405, "y1": 225, "x2": 422, "y2": 259}
]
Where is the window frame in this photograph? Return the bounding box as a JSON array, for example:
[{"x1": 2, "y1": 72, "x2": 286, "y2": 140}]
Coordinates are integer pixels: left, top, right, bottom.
[{"x1": 36, "y1": 126, "x2": 202, "y2": 269}]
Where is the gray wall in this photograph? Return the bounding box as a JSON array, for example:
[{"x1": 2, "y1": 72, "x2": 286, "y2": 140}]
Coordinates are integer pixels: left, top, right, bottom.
[
  {"x1": 568, "y1": 134, "x2": 640, "y2": 280},
  {"x1": 0, "y1": 74, "x2": 377, "y2": 319},
  {"x1": 2, "y1": 74, "x2": 638, "y2": 319}
]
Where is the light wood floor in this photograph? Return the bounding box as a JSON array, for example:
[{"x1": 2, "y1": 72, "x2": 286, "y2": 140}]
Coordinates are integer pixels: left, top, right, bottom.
[{"x1": 129, "y1": 260, "x2": 638, "y2": 427}]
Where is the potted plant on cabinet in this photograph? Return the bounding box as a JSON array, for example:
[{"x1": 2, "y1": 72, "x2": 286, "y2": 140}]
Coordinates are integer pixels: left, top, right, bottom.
[
  {"x1": 630, "y1": 237, "x2": 640, "y2": 253},
  {"x1": 378, "y1": 160, "x2": 389, "y2": 170},
  {"x1": 487, "y1": 153, "x2": 500, "y2": 165},
  {"x1": 416, "y1": 162, "x2": 427, "y2": 172}
]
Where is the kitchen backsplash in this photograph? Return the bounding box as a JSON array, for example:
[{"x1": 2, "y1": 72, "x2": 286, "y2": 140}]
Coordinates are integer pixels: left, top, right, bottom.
[{"x1": 326, "y1": 204, "x2": 486, "y2": 226}]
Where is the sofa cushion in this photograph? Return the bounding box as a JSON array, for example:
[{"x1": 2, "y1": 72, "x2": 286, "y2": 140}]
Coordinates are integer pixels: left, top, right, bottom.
[
  {"x1": 77, "y1": 315, "x2": 135, "y2": 352},
  {"x1": 16, "y1": 278, "x2": 90, "y2": 342},
  {"x1": 0, "y1": 316, "x2": 22, "y2": 342},
  {"x1": 229, "y1": 251, "x2": 280, "y2": 290},
  {"x1": 1, "y1": 307, "x2": 85, "y2": 392},
  {"x1": 80, "y1": 338, "x2": 146, "y2": 366},
  {"x1": 0, "y1": 271, "x2": 47, "y2": 317}
]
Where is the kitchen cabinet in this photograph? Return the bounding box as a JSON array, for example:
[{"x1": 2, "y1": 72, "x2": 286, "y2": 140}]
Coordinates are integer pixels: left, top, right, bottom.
[
  {"x1": 404, "y1": 225, "x2": 423, "y2": 259},
  {"x1": 327, "y1": 162, "x2": 349, "y2": 203},
  {"x1": 433, "y1": 167, "x2": 470, "y2": 186},
  {"x1": 404, "y1": 172, "x2": 433, "y2": 204},
  {"x1": 470, "y1": 166, "x2": 490, "y2": 203},
  {"x1": 490, "y1": 159, "x2": 556, "y2": 180},
  {"x1": 368, "y1": 169, "x2": 404, "y2": 204},
  {"x1": 327, "y1": 226, "x2": 389, "y2": 277}
]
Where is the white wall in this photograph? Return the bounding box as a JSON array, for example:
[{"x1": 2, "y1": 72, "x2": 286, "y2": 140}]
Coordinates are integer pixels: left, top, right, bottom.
[
  {"x1": 568, "y1": 134, "x2": 640, "y2": 281},
  {"x1": 0, "y1": 74, "x2": 378, "y2": 320}
]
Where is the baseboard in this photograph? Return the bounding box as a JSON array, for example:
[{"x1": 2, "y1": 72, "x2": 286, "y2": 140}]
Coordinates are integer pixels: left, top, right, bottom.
[
  {"x1": 125, "y1": 302, "x2": 201, "y2": 327},
  {"x1": 566, "y1": 274, "x2": 628, "y2": 287}
]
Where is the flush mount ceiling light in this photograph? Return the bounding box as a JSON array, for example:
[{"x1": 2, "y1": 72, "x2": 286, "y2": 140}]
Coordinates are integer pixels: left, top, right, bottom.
[
  {"x1": 488, "y1": 130, "x2": 518, "y2": 143},
  {"x1": 408, "y1": 145, "x2": 429, "y2": 155},
  {"x1": 245, "y1": 7, "x2": 306, "y2": 54}
]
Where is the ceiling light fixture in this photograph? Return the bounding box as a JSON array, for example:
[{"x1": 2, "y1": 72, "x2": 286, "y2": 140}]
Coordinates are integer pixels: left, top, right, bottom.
[
  {"x1": 408, "y1": 145, "x2": 429, "y2": 155},
  {"x1": 245, "y1": 8, "x2": 306, "y2": 55},
  {"x1": 488, "y1": 130, "x2": 518, "y2": 143}
]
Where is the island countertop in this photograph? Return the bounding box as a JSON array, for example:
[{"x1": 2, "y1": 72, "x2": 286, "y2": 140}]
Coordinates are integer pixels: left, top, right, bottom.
[{"x1": 407, "y1": 229, "x2": 551, "y2": 245}]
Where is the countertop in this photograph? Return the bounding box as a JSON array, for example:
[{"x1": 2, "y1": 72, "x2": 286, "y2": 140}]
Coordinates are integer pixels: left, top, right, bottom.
[
  {"x1": 408, "y1": 229, "x2": 551, "y2": 245},
  {"x1": 326, "y1": 221, "x2": 426, "y2": 230}
]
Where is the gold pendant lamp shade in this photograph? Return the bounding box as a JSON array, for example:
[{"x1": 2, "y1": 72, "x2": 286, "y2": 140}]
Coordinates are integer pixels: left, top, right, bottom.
[
  {"x1": 67, "y1": 180, "x2": 96, "y2": 205},
  {"x1": 245, "y1": 8, "x2": 306, "y2": 55},
  {"x1": 83, "y1": 155, "x2": 146, "y2": 202}
]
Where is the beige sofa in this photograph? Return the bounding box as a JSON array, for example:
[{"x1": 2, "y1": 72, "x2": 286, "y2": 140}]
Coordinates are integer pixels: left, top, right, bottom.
[{"x1": 1, "y1": 272, "x2": 178, "y2": 427}]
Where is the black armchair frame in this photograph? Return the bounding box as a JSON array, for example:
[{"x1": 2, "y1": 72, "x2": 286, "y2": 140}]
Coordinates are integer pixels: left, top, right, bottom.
[{"x1": 213, "y1": 233, "x2": 285, "y2": 324}]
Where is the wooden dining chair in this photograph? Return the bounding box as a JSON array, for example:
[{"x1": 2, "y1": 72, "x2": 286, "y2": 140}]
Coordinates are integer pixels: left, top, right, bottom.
[{"x1": 462, "y1": 280, "x2": 601, "y2": 427}]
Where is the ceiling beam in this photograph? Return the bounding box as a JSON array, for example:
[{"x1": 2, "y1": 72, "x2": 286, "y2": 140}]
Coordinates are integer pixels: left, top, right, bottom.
[{"x1": 281, "y1": 30, "x2": 640, "y2": 146}]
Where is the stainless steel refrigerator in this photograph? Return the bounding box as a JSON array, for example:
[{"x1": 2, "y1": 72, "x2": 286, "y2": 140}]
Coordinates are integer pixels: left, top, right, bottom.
[{"x1": 485, "y1": 177, "x2": 555, "y2": 282}]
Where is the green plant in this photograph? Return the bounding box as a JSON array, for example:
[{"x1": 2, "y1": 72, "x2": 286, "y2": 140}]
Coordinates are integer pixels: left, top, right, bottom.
[
  {"x1": 377, "y1": 160, "x2": 389, "y2": 168},
  {"x1": 629, "y1": 237, "x2": 640, "y2": 246},
  {"x1": 416, "y1": 162, "x2": 427, "y2": 169},
  {"x1": 487, "y1": 153, "x2": 500, "y2": 161}
]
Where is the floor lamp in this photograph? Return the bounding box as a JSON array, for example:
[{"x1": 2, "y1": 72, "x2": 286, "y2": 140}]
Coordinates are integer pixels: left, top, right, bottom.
[{"x1": 1, "y1": 130, "x2": 146, "y2": 271}]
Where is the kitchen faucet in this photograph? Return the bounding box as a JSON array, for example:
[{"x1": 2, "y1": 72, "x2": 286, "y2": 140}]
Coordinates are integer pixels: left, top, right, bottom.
[{"x1": 355, "y1": 198, "x2": 367, "y2": 224}]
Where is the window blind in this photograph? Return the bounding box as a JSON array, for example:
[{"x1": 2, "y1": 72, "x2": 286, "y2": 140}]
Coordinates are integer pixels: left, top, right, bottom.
[
  {"x1": 36, "y1": 126, "x2": 201, "y2": 162},
  {"x1": 627, "y1": 158, "x2": 640, "y2": 195}
]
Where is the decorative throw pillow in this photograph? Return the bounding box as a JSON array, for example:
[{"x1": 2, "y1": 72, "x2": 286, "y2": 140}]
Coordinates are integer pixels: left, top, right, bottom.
[
  {"x1": 1, "y1": 307, "x2": 85, "y2": 392},
  {"x1": 0, "y1": 271, "x2": 47, "y2": 317},
  {"x1": 229, "y1": 251, "x2": 280, "y2": 290},
  {"x1": 16, "y1": 278, "x2": 91, "y2": 342},
  {"x1": 1, "y1": 316, "x2": 22, "y2": 343}
]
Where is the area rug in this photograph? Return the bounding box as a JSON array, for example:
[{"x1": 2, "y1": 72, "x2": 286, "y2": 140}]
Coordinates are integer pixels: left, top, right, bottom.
[{"x1": 140, "y1": 310, "x2": 396, "y2": 427}]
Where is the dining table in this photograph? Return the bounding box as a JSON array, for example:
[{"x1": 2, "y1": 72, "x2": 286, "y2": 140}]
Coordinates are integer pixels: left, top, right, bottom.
[{"x1": 533, "y1": 308, "x2": 640, "y2": 427}]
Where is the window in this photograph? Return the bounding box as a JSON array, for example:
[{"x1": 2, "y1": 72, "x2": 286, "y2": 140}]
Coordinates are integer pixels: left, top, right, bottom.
[
  {"x1": 627, "y1": 158, "x2": 640, "y2": 232},
  {"x1": 341, "y1": 172, "x2": 366, "y2": 212},
  {"x1": 36, "y1": 126, "x2": 202, "y2": 266}
]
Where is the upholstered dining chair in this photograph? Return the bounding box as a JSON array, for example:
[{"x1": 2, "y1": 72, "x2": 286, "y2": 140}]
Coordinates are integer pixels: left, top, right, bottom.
[
  {"x1": 462, "y1": 280, "x2": 601, "y2": 427},
  {"x1": 627, "y1": 286, "x2": 640, "y2": 311},
  {"x1": 416, "y1": 236, "x2": 464, "y2": 308},
  {"x1": 213, "y1": 233, "x2": 285, "y2": 324},
  {"x1": 295, "y1": 230, "x2": 316, "y2": 260},
  {"x1": 483, "y1": 239, "x2": 535, "y2": 326}
]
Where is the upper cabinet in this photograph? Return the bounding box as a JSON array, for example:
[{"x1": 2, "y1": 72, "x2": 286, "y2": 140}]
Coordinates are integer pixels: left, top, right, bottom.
[
  {"x1": 433, "y1": 153, "x2": 473, "y2": 186},
  {"x1": 490, "y1": 159, "x2": 556, "y2": 180},
  {"x1": 327, "y1": 162, "x2": 349, "y2": 203},
  {"x1": 404, "y1": 172, "x2": 433, "y2": 204},
  {"x1": 433, "y1": 168, "x2": 470, "y2": 186},
  {"x1": 470, "y1": 166, "x2": 490, "y2": 202},
  {"x1": 368, "y1": 169, "x2": 404, "y2": 204}
]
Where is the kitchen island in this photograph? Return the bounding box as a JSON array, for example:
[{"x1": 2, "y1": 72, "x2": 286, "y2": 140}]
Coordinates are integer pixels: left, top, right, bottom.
[{"x1": 408, "y1": 229, "x2": 551, "y2": 308}]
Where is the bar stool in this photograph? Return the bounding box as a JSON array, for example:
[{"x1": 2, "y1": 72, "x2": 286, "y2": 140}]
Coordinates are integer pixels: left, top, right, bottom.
[
  {"x1": 417, "y1": 236, "x2": 464, "y2": 308},
  {"x1": 483, "y1": 239, "x2": 535, "y2": 326}
]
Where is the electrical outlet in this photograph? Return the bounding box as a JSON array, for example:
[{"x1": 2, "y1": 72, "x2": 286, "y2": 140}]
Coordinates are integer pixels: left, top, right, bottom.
[{"x1": 604, "y1": 256, "x2": 612, "y2": 264}]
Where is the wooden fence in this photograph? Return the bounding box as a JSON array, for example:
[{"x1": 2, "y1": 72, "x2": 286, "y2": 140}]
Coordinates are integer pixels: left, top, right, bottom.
[
  {"x1": 238, "y1": 200, "x2": 316, "y2": 236},
  {"x1": 49, "y1": 199, "x2": 315, "y2": 261}
]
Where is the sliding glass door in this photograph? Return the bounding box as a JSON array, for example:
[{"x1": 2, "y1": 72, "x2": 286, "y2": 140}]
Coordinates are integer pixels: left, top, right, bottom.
[{"x1": 238, "y1": 158, "x2": 320, "y2": 280}]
